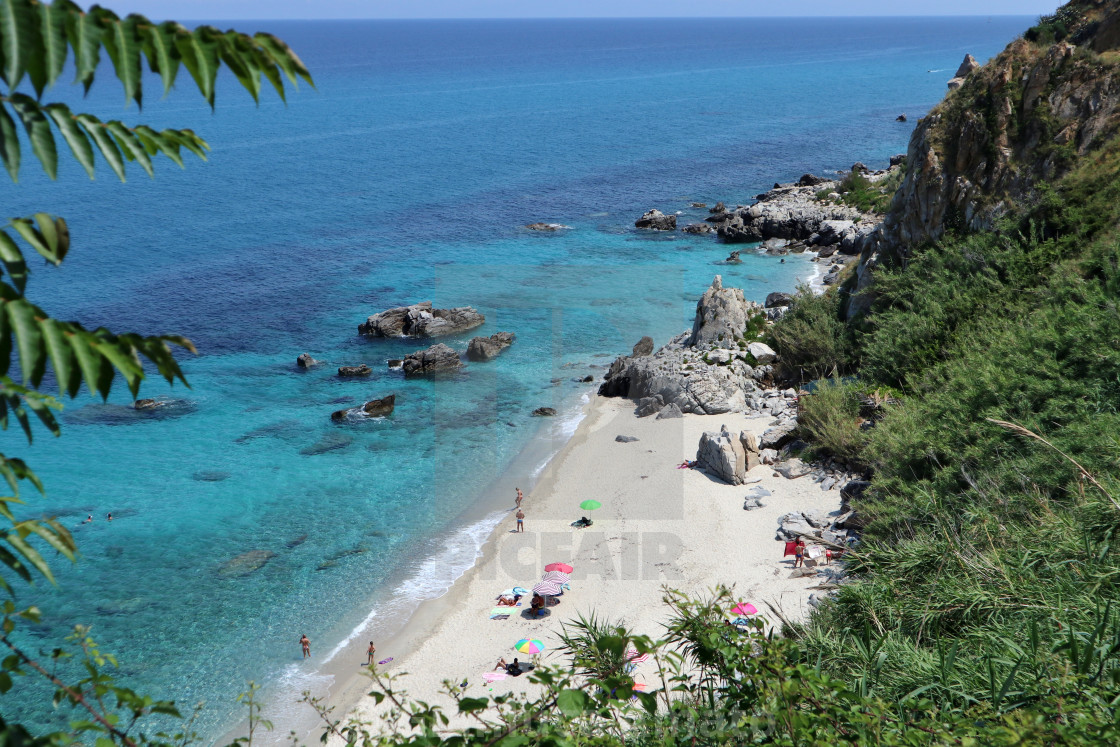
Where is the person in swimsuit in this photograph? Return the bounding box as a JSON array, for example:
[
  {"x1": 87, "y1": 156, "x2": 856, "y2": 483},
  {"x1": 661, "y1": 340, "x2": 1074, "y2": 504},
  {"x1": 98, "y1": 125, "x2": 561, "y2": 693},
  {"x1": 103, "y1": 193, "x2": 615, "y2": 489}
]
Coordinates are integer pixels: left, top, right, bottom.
[
  {"x1": 107, "y1": 513, "x2": 113, "y2": 522},
  {"x1": 300, "y1": 634, "x2": 311, "y2": 659},
  {"x1": 493, "y1": 657, "x2": 508, "y2": 671},
  {"x1": 515, "y1": 487, "x2": 523, "y2": 508},
  {"x1": 794, "y1": 539, "x2": 806, "y2": 568},
  {"x1": 366, "y1": 641, "x2": 376, "y2": 665},
  {"x1": 84, "y1": 515, "x2": 93, "y2": 523},
  {"x1": 516, "y1": 509, "x2": 525, "y2": 532}
]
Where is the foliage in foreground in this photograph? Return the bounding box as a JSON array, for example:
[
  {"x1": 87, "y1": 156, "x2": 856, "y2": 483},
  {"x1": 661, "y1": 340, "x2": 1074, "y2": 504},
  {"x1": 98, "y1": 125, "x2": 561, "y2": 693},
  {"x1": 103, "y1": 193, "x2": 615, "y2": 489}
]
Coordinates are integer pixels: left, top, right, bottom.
[{"x1": 0, "y1": 2, "x2": 309, "y2": 745}]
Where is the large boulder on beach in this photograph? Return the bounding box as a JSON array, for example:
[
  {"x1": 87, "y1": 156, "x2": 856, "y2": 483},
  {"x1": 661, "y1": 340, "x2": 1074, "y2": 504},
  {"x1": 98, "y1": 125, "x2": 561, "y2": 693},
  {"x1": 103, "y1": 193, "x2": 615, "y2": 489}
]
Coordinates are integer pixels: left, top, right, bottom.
[
  {"x1": 697, "y1": 425, "x2": 748, "y2": 485},
  {"x1": 635, "y1": 209, "x2": 677, "y2": 230},
  {"x1": 747, "y1": 342, "x2": 777, "y2": 365},
  {"x1": 402, "y1": 344, "x2": 462, "y2": 376},
  {"x1": 765, "y1": 292, "x2": 793, "y2": 309},
  {"x1": 688, "y1": 276, "x2": 765, "y2": 347},
  {"x1": 359, "y1": 301, "x2": 485, "y2": 338},
  {"x1": 466, "y1": 332, "x2": 515, "y2": 361},
  {"x1": 760, "y1": 421, "x2": 797, "y2": 449}
]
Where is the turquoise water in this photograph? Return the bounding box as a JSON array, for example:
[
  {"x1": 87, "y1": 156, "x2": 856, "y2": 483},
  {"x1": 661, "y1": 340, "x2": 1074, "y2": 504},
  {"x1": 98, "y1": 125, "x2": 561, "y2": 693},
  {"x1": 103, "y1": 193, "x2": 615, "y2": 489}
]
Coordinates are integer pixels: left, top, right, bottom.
[{"x1": 4, "y1": 17, "x2": 1030, "y2": 739}]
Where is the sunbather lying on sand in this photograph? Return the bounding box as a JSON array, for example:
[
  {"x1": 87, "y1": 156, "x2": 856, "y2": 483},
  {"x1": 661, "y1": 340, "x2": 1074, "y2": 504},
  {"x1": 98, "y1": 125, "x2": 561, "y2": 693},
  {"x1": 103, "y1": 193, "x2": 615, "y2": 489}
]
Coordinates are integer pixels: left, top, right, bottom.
[
  {"x1": 572, "y1": 516, "x2": 593, "y2": 528},
  {"x1": 496, "y1": 594, "x2": 521, "y2": 606},
  {"x1": 493, "y1": 657, "x2": 508, "y2": 671}
]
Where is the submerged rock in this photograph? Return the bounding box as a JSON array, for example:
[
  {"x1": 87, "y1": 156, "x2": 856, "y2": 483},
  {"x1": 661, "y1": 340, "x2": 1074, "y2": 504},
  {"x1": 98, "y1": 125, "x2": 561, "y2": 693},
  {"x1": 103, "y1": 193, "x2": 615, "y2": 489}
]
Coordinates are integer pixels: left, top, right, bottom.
[
  {"x1": 359, "y1": 301, "x2": 485, "y2": 338},
  {"x1": 192, "y1": 470, "x2": 231, "y2": 482},
  {"x1": 218, "y1": 550, "x2": 275, "y2": 578},
  {"x1": 296, "y1": 353, "x2": 322, "y2": 368},
  {"x1": 525, "y1": 222, "x2": 570, "y2": 231},
  {"x1": 531, "y1": 407, "x2": 557, "y2": 417},
  {"x1": 363, "y1": 394, "x2": 396, "y2": 417},
  {"x1": 300, "y1": 432, "x2": 353, "y2": 455},
  {"x1": 338, "y1": 364, "x2": 372, "y2": 377}
]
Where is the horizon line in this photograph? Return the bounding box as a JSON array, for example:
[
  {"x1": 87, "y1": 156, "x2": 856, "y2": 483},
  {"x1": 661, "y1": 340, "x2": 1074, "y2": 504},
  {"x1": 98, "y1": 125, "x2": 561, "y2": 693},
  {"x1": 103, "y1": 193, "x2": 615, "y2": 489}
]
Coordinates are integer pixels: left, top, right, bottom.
[{"x1": 161, "y1": 13, "x2": 1040, "y2": 22}]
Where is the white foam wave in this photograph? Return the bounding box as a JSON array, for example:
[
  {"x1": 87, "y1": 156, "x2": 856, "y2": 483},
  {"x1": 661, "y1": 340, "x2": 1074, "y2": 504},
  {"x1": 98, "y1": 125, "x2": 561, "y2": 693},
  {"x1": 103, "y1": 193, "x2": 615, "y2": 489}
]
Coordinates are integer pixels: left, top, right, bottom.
[
  {"x1": 390, "y1": 512, "x2": 506, "y2": 602},
  {"x1": 323, "y1": 607, "x2": 378, "y2": 664}
]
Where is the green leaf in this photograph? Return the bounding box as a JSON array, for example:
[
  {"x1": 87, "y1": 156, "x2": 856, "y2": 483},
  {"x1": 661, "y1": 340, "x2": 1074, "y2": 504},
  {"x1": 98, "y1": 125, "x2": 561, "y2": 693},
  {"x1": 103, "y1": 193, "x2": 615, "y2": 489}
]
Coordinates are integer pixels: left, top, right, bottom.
[
  {"x1": 9, "y1": 93, "x2": 56, "y2": 179},
  {"x1": 3, "y1": 295, "x2": 42, "y2": 385},
  {"x1": 39, "y1": 320, "x2": 77, "y2": 396},
  {"x1": 142, "y1": 21, "x2": 180, "y2": 97},
  {"x1": 44, "y1": 103, "x2": 94, "y2": 178},
  {"x1": 37, "y1": 0, "x2": 68, "y2": 89},
  {"x1": 253, "y1": 32, "x2": 313, "y2": 87},
  {"x1": 456, "y1": 697, "x2": 489, "y2": 714},
  {"x1": 133, "y1": 124, "x2": 182, "y2": 167},
  {"x1": 64, "y1": 4, "x2": 102, "y2": 94},
  {"x1": 5, "y1": 531, "x2": 53, "y2": 583},
  {"x1": 0, "y1": 232, "x2": 28, "y2": 294},
  {"x1": 102, "y1": 14, "x2": 142, "y2": 108},
  {"x1": 69, "y1": 330, "x2": 103, "y2": 399},
  {"x1": 105, "y1": 121, "x2": 152, "y2": 177},
  {"x1": 75, "y1": 114, "x2": 125, "y2": 181},
  {"x1": 175, "y1": 25, "x2": 220, "y2": 108},
  {"x1": 555, "y1": 688, "x2": 589, "y2": 717},
  {"x1": 8, "y1": 217, "x2": 51, "y2": 262},
  {"x1": 0, "y1": 0, "x2": 42, "y2": 93},
  {"x1": 33, "y1": 213, "x2": 67, "y2": 263},
  {"x1": 0, "y1": 103, "x2": 20, "y2": 181}
]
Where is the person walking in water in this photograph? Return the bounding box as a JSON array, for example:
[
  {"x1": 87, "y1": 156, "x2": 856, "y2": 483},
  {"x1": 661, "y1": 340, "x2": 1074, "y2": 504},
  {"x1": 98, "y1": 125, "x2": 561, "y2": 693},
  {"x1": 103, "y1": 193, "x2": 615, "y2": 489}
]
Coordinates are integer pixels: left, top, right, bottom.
[
  {"x1": 366, "y1": 641, "x2": 376, "y2": 666},
  {"x1": 516, "y1": 509, "x2": 525, "y2": 532},
  {"x1": 515, "y1": 487, "x2": 523, "y2": 508},
  {"x1": 300, "y1": 634, "x2": 311, "y2": 659}
]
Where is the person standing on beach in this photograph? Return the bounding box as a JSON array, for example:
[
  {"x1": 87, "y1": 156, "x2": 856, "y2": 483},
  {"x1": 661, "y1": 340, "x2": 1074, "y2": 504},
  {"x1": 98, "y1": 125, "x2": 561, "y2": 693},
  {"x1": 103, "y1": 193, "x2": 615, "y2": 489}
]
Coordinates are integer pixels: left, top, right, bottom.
[
  {"x1": 794, "y1": 539, "x2": 806, "y2": 568},
  {"x1": 516, "y1": 509, "x2": 525, "y2": 532},
  {"x1": 515, "y1": 487, "x2": 523, "y2": 508},
  {"x1": 366, "y1": 641, "x2": 376, "y2": 665},
  {"x1": 300, "y1": 634, "x2": 311, "y2": 659}
]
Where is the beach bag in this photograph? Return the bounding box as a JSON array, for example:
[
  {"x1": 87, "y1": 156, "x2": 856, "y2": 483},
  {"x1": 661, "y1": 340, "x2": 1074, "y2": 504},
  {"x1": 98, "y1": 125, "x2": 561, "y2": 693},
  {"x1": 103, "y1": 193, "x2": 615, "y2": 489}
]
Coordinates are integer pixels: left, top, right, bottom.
[
  {"x1": 783, "y1": 540, "x2": 797, "y2": 557},
  {"x1": 807, "y1": 545, "x2": 823, "y2": 560}
]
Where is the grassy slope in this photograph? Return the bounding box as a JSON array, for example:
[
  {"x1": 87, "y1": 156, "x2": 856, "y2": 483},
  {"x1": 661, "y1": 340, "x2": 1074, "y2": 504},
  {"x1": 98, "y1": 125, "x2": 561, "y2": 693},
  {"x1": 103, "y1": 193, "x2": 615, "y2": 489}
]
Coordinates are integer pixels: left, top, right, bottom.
[{"x1": 771, "y1": 39, "x2": 1120, "y2": 730}]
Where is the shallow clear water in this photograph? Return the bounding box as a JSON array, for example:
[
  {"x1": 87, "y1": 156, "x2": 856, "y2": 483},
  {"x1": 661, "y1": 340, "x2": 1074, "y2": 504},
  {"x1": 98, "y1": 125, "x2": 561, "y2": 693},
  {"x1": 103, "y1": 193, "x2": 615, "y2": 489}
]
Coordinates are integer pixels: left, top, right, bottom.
[{"x1": 4, "y1": 16, "x2": 1029, "y2": 739}]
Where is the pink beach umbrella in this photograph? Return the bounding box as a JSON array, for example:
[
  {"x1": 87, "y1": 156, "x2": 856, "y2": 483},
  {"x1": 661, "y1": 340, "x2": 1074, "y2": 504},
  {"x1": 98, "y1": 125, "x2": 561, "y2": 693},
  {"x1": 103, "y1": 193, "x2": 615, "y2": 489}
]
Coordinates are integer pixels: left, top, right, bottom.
[
  {"x1": 541, "y1": 570, "x2": 571, "y2": 584},
  {"x1": 544, "y1": 562, "x2": 573, "y2": 573},
  {"x1": 731, "y1": 603, "x2": 758, "y2": 617},
  {"x1": 626, "y1": 649, "x2": 651, "y2": 664}
]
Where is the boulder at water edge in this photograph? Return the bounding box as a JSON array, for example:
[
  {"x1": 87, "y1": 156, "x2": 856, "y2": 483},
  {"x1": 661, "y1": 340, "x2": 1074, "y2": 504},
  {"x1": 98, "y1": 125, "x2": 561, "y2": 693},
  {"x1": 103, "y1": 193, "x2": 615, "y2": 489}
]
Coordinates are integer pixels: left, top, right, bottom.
[{"x1": 635, "y1": 209, "x2": 677, "y2": 230}]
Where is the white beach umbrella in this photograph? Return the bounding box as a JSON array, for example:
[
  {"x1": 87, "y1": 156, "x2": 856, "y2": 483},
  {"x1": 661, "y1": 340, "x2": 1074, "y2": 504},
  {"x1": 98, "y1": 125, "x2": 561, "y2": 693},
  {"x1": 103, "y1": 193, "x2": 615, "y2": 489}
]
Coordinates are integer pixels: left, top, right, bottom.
[{"x1": 541, "y1": 571, "x2": 571, "y2": 584}]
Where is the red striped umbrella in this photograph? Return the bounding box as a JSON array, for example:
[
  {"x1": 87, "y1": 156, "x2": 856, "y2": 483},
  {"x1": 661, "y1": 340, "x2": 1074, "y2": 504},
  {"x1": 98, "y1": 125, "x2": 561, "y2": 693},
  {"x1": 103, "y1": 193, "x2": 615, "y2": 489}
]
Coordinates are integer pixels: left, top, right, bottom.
[
  {"x1": 626, "y1": 649, "x2": 651, "y2": 664},
  {"x1": 541, "y1": 571, "x2": 570, "y2": 584}
]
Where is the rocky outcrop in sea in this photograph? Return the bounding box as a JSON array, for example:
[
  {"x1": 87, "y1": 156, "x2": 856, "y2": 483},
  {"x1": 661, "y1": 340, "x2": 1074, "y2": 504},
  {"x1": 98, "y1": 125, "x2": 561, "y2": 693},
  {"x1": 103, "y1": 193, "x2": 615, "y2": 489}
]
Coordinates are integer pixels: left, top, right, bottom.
[{"x1": 359, "y1": 301, "x2": 485, "y2": 338}]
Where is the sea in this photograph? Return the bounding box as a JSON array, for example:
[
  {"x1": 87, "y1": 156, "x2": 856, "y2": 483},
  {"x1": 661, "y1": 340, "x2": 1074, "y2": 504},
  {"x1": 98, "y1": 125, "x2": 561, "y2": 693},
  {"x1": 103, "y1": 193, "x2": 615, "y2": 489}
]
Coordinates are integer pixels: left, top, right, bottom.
[{"x1": 3, "y1": 16, "x2": 1030, "y2": 742}]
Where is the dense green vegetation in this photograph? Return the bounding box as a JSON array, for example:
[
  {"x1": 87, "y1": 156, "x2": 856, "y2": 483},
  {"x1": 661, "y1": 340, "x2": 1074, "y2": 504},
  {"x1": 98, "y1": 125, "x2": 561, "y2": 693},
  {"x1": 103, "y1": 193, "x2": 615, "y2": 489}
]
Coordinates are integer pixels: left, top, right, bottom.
[{"x1": 818, "y1": 167, "x2": 902, "y2": 214}]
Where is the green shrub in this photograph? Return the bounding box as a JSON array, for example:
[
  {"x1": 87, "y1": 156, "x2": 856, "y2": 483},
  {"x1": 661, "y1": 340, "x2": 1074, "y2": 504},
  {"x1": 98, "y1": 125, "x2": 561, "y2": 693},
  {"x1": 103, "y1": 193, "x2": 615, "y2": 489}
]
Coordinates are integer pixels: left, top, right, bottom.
[
  {"x1": 798, "y1": 378, "x2": 868, "y2": 465},
  {"x1": 767, "y1": 285, "x2": 856, "y2": 382}
]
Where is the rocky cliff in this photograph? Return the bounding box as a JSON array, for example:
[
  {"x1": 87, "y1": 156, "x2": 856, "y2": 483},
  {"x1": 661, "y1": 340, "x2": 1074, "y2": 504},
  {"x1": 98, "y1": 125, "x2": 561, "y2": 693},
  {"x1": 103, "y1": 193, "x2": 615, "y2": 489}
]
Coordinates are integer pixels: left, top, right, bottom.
[{"x1": 851, "y1": 0, "x2": 1120, "y2": 316}]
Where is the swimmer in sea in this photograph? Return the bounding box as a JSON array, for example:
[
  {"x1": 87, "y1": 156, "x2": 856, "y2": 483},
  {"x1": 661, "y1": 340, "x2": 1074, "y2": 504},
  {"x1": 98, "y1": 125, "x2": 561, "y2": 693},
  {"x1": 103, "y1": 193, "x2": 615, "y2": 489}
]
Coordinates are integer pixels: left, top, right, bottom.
[{"x1": 300, "y1": 634, "x2": 311, "y2": 659}]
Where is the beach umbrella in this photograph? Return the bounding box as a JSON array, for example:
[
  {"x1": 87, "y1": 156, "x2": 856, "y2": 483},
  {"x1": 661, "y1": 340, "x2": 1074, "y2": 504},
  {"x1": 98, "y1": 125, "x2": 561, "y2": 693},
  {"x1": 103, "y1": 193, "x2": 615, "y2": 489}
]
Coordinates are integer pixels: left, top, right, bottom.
[
  {"x1": 514, "y1": 639, "x2": 545, "y2": 654},
  {"x1": 541, "y1": 570, "x2": 571, "y2": 583},
  {"x1": 544, "y1": 562, "x2": 573, "y2": 573},
  {"x1": 731, "y1": 603, "x2": 758, "y2": 617},
  {"x1": 626, "y1": 649, "x2": 651, "y2": 664},
  {"x1": 533, "y1": 579, "x2": 565, "y2": 596},
  {"x1": 579, "y1": 499, "x2": 601, "y2": 511}
]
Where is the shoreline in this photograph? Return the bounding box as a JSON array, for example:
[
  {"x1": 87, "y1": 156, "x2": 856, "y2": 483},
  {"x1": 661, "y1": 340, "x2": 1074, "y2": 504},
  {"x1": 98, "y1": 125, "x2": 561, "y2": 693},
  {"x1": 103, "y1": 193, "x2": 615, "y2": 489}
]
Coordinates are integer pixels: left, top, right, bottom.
[{"x1": 231, "y1": 164, "x2": 872, "y2": 744}]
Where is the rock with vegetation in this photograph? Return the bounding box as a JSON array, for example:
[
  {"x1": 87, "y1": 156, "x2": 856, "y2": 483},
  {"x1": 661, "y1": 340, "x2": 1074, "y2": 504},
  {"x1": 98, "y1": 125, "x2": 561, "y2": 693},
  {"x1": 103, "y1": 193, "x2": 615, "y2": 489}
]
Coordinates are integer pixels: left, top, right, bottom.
[{"x1": 359, "y1": 300, "x2": 484, "y2": 338}]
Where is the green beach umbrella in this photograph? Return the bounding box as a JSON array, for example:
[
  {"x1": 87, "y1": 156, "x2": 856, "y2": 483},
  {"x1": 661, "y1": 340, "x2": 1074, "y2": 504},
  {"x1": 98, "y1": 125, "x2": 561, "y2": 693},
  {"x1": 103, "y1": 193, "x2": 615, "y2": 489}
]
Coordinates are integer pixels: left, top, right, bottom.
[
  {"x1": 515, "y1": 639, "x2": 545, "y2": 654},
  {"x1": 579, "y1": 499, "x2": 601, "y2": 511}
]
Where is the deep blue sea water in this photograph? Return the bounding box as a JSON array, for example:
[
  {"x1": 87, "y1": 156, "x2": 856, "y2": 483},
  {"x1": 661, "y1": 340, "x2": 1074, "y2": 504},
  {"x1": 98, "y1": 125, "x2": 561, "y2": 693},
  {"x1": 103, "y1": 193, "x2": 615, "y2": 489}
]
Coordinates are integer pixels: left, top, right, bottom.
[{"x1": 3, "y1": 16, "x2": 1030, "y2": 740}]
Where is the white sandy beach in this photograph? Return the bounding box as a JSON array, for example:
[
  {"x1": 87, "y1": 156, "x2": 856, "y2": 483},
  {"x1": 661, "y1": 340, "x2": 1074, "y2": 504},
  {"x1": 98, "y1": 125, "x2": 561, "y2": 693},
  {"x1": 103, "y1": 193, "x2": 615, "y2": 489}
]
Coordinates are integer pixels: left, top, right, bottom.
[{"x1": 320, "y1": 394, "x2": 842, "y2": 738}]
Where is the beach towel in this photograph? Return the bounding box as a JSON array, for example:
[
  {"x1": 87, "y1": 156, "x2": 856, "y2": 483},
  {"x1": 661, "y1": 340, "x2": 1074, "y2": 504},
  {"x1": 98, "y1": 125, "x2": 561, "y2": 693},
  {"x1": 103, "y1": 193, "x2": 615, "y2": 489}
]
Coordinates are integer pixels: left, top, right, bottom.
[
  {"x1": 489, "y1": 607, "x2": 511, "y2": 619},
  {"x1": 482, "y1": 671, "x2": 507, "y2": 683},
  {"x1": 783, "y1": 540, "x2": 797, "y2": 557},
  {"x1": 378, "y1": 657, "x2": 393, "y2": 665}
]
